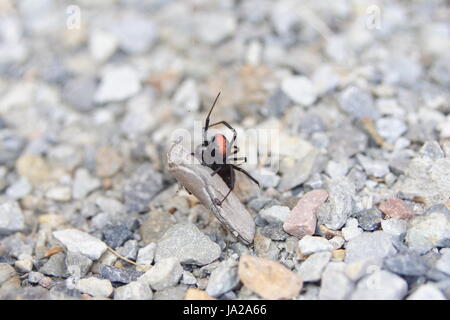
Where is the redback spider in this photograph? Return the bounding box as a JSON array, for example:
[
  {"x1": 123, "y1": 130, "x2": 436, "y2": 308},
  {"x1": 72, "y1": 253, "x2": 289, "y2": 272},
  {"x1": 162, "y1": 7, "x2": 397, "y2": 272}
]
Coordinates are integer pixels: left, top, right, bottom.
[{"x1": 196, "y1": 92, "x2": 260, "y2": 206}]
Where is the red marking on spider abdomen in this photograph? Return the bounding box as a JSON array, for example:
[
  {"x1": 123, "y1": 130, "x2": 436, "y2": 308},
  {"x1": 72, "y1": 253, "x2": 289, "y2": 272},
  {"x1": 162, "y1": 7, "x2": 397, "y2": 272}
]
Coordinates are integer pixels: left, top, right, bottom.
[{"x1": 215, "y1": 133, "x2": 227, "y2": 155}]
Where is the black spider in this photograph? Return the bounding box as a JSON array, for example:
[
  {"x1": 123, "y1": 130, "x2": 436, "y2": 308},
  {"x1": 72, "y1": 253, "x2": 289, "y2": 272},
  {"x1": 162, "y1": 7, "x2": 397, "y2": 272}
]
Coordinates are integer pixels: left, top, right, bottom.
[{"x1": 197, "y1": 92, "x2": 260, "y2": 206}]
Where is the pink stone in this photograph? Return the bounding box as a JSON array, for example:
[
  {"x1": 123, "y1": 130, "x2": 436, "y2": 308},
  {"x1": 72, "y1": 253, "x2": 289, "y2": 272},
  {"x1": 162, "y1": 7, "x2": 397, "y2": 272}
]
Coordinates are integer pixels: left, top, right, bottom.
[
  {"x1": 379, "y1": 197, "x2": 415, "y2": 220},
  {"x1": 283, "y1": 189, "x2": 328, "y2": 239}
]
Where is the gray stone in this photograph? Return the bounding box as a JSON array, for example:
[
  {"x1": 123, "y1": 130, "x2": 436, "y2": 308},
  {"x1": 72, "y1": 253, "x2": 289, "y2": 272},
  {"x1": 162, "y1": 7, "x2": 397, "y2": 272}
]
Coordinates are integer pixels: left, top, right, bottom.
[
  {"x1": 181, "y1": 271, "x2": 197, "y2": 286},
  {"x1": 0, "y1": 263, "x2": 15, "y2": 285},
  {"x1": 172, "y1": 79, "x2": 200, "y2": 115},
  {"x1": 138, "y1": 257, "x2": 182, "y2": 291},
  {"x1": 0, "y1": 129, "x2": 25, "y2": 167},
  {"x1": 94, "y1": 65, "x2": 141, "y2": 103},
  {"x1": 356, "y1": 154, "x2": 390, "y2": 178},
  {"x1": 39, "y1": 253, "x2": 67, "y2": 277},
  {"x1": 206, "y1": 259, "x2": 239, "y2": 298},
  {"x1": 376, "y1": 117, "x2": 408, "y2": 142},
  {"x1": 281, "y1": 76, "x2": 317, "y2": 106},
  {"x1": 405, "y1": 205, "x2": 450, "y2": 254},
  {"x1": 112, "y1": 14, "x2": 157, "y2": 54},
  {"x1": 407, "y1": 283, "x2": 446, "y2": 300},
  {"x1": 435, "y1": 249, "x2": 450, "y2": 276},
  {"x1": 117, "y1": 239, "x2": 139, "y2": 260},
  {"x1": 100, "y1": 265, "x2": 144, "y2": 284},
  {"x1": 299, "y1": 113, "x2": 326, "y2": 136},
  {"x1": 279, "y1": 149, "x2": 320, "y2": 192},
  {"x1": 347, "y1": 168, "x2": 367, "y2": 192},
  {"x1": 260, "y1": 225, "x2": 289, "y2": 241},
  {"x1": 381, "y1": 55, "x2": 422, "y2": 86},
  {"x1": 339, "y1": 86, "x2": 378, "y2": 120},
  {"x1": 0, "y1": 200, "x2": 25, "y2": 235},
  {"x1": 72, "y1": 168, "x2": 101, "y2": 200},
  {"x1": 14, "y1": 254, "x2": 33, "y2": 273},
  {"x1": 325, "y1": 160, "x2": 350, "y2": 179},
  {"x1": 329, "y1": 125, "x2": 368, "y2": 159},
  {"x1": 53, "y1": 229, "x2": 107, "y2": 260},
  {"x1": 0, "y1": 234, "x2": 33, "y2": 259},
  {"x1": 319, "y1": 262, "x2": 354, "y2": 300},
  {"x1": 63, "y1": 76, "x2": 97, "y2": 112},
  {"x1": 6, "y1": 176, "x2": 31, "y2": 199},
  {"x1": 397, "y1": 158, "x2": 450, "y2": 206},
  {"x1": 114, "y1": 281, "x2": 153, "y2": 300},
  {"x1": 419, "y1": 141, "x2": 445, "y2": 160},
  {"x1": 45, "y1": 186, "x2": 71, "y2": 202},
  {"x1": 136, "y1": 243, "x2": 156, "y2": 265},
  {"x1": 297, "y1": 251, "x2": 332, "y2": 282},
  {"x1": 262, "y1": 89, "x2": 291, "y2": 117},
  {"x1": 251, "y1": 168, "x2": 280, "y2": 189},
  {"x1": 102, "y1": 224, "x2": 133, "y2": 249},
  {"x1": 298, "y1": 235, "x2": 334, "y2": 255},
  {"x1": 345, "y1": 231, "x2": 397, "y2": 267},
  {"x1": 155, "y1": 224, "x2": 221, "y2": 266},
  {"x1": 75, "y1": 277, "x2": 113, "y2": 298},
  {"x1": 430, "y1": 54, "x2": 450, "y2": 87},
  {"x1": 89, "y1": 29, "x2": 118, "y2": 63},
  {"x1": 65, "y1": 252, "x2": 93, "y2": 277},
  {"x1": 351, "y1": 270, "x2": 408, "y2": 300},
  {"x1": 317, "y1": 178, "x2": 355, "y2": 230},
  {"x1": 259, "y1": 205, "x2": 290, "y2": 225},
  {"x1": 153, "y1": 285, "x2": 187, "y2": 300},
  {"x1": 194, "y1": 12, "x2": 236, "y2": 45},
  {"x1": 341, "y1": 218, "x2": 363, "y2": 241},
  {"x1": 139, "y1": 210, "x2": 176, "y2": 244},
  {"x1": 312, "y1": 65, "x2": 339, "y2": 95},
  {"x1": 384, "y1": 252, "x2": 429, "y2": 276},
  {"x1": 329, "y1": 236, "x2": 345, "y2": 250},
  {"x1": 124, "y1": 164, "x2": 164, "y2": 214},
  {"x1": 28, "y1": 271, "x2": 44, "y2": 284},
  {"x1": 48, "y1": 281, "x2": 81, "y2": 300},
  {"x1": 354, "y1": 208, "x2": 382, "y2": 231},
  {"x1": 381, "y1": 218, "x2": 407, "y2": 238}
]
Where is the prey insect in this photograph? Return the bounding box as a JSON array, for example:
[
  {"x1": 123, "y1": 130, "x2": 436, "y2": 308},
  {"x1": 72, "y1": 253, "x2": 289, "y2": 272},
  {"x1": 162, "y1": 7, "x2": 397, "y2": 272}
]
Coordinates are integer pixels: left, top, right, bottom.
[{"x1": 196, "y1": 92, "x2": 260, "y2": 206}]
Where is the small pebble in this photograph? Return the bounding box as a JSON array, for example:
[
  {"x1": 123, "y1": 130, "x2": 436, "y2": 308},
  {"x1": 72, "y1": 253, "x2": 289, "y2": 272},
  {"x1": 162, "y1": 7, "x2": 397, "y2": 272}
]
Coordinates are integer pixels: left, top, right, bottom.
[
  {"x1": 297, "y1": 251, "x2": 331, "y2": 282},
  {"x1": 75, "y1": 277, "x2": 113, "y2": 298},
  {"x1": 283, "y1": 189, "x2": 328, "y2": 239},
  {"x1": 53, "y1": 229, "x2": 107, "y2": 260},
  {"x1": 136, "y1": 243, "x2": 156, "y2": 266},
  {"x1": 154, "y1": 224, "x2": 221, "y2": 266},
  {"x1": 298, "y1": 236, "x2": 334, "y2": 255},
  {"x1": 114, "y1": 281, "x2": 153, "y2": 300},
  {"x1": 259, "y1": 205, "x2": 290, "y2": 225},
  {"x1": 350, "y1": 270, "x2": 408, "y2": 300},
  {"x1": 238, "y1": 255, "x2": 303, "y2": 300},
  {"x1": 138, "y1": 257, "x2": 182, "y2": 291},
  {"x1": 407, "y1": 283, "x2": 446, "y2": 300},
  {"x1": 281, "y1": 76, "x2": 317, "y2": 106},
  {"x1": 379, "y1": 197, "x2": 415, "y2": 220}
]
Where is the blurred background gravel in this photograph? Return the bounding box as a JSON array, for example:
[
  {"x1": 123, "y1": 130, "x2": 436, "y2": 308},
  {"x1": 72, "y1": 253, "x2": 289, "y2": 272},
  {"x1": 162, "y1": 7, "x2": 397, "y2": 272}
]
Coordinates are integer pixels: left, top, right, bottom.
[{"x1": 0, "y1": 0, "x2": 449, "y2": 300}]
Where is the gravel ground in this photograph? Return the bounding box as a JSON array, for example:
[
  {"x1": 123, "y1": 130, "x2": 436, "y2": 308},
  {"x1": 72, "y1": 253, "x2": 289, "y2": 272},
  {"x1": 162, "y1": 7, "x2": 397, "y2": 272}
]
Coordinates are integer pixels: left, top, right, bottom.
[{"x1": 0, "y1": 0, "x2": 449, "y2": 300}]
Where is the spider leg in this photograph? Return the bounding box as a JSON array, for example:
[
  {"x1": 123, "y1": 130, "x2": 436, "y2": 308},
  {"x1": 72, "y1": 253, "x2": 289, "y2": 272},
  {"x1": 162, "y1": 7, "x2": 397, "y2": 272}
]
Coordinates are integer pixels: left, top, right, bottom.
[
  {"x1": 228, "y1": 156, "x2": 247, "y2": 162},
  {"x1": 230, "y1": 147, "x2": 239, "y2": 155},
  {"x1": 203, "y1": 92, "x2": 221, "y2": 147},
  {"x1": 231, "y1": 164, "x2": 260, "y2": 187},
  {"x1": 227, "y1": 156, "x2": 247, "y2": 165},
  {"x1": 216, "y1": 165, "x2": 235, "y2": 206},
  {"x1": 202, "y1": 92, "x2": 221, "y2": 163},
  {"x1": 210, "y1": 166, "x2": 223, "y2": 177}
]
